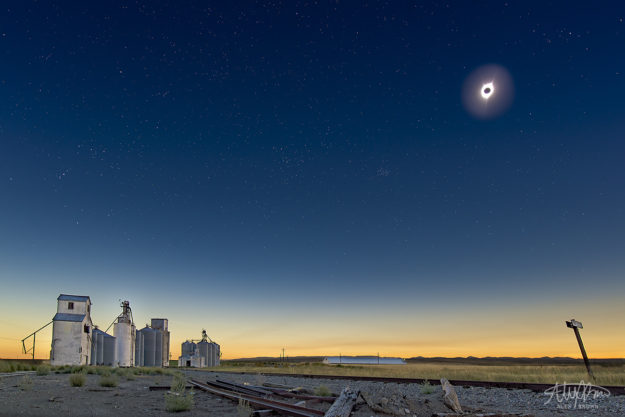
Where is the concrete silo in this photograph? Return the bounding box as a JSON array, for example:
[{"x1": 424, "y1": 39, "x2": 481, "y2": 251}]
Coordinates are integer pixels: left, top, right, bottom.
[
  {"x1": 113, "y1": 301, "x2": 135, "y2": 367},
  {"x1": 151, "y1": 318, "x2": 170, "y2": 367}
]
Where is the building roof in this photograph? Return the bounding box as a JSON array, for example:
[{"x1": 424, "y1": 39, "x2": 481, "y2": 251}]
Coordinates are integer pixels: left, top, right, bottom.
[
  {"x1": 324, "y1": 356, "x2": 406, "y2": 365},
  {"x1": 58, "y1": 294, "x2": 91, "y2": 302},
  {"x1": 93, "y1": 328, "x2": 114, "y2": 337},
  {"x1": 53, "y1": 313, "x2": 86, "y2": 322}
]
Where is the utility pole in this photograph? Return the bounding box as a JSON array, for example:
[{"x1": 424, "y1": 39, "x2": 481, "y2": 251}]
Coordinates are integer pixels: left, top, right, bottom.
[{"x1": 566, "y1": 319, "x2": 595, "y2": 380}]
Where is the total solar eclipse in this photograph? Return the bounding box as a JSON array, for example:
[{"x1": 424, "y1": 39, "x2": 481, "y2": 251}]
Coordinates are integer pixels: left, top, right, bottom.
[{"x1": 462, "y1": 65, "x2": 514, "y2": 118}]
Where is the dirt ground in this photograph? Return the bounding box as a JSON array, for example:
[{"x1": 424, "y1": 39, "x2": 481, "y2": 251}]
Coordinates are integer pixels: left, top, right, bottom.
[{"x1": 1, "y1": 370, "x2": 623, "y2": 416}]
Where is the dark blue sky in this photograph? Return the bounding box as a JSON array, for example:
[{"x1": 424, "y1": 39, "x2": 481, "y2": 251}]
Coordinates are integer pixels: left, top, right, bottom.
[{"x1": 1, "y1": 2, "x2": 625, "y2": 357}]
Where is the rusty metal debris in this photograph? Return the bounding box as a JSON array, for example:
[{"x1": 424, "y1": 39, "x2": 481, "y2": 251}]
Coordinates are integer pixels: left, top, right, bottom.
[{"x1": 189, "y1": 379, "x2": 325, "y2": 417}]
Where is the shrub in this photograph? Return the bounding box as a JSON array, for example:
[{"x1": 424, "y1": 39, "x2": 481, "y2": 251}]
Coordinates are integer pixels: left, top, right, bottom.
[
  {"x1": 165, "y1": 391, "x2": 194, "y2": 412},
  {"x1": 99, "y1": 375, "x2": 118, "y2": 387},
  {"x1": 69, "y1": 373, "x2": 86, "y2": 387},
  {"x1": 36, "y1": 365, "x2": 51, "y2": 376},
  {"x1": 69, "y1": 366, "x2": 81, "y2": 373},
  {"x1": 170, "y1": 373, "x2": 187, "y2": 392},
  {"x1": 420, "y1": 380, "x2": 434, "y2": 394},
  {"x1": 314, "y1": 384, "x2": 332, "y2": 397}
]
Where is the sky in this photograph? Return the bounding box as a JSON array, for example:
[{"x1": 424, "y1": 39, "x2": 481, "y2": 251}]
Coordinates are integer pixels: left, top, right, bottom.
[{"x1": 1, "y1": 2, "x2": 624, "y2": 360}]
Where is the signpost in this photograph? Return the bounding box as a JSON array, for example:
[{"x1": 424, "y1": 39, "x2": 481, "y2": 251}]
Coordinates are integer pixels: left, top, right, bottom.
[{"x1": 566, "y1": 318, "x2": 594, "y2": 380}]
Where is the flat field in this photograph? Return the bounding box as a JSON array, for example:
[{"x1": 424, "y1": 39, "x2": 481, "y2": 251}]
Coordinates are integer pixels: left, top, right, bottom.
[{"x1": 215, "y1": 361, "x2": 625, "y2": 386}]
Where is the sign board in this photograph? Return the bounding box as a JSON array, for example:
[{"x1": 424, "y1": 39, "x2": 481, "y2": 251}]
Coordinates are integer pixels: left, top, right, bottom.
[{"x1": 566, "y1": 319, "x2": 583, "y2": 329}]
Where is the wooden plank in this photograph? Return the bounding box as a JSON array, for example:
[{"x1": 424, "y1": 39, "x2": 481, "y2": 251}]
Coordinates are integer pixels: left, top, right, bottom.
[{"x1": 323, "y1": 387, "x2": 359, "y2": 417}]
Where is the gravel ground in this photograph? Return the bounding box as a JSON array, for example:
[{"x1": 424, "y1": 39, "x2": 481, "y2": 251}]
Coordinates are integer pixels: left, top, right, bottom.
[{"x1": 1, "y1": 370, "x2": 624, "y2": 416}]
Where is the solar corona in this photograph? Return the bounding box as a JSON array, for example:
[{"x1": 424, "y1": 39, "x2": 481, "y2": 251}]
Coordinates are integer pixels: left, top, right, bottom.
[{"x1": 463, "y1": 64, "x2": 514, "y2": 119}]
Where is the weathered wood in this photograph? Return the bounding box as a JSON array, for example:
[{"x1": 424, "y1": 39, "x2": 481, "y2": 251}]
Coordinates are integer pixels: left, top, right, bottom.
[
  {"x1": 324, "y1": 387, "x2": 360, "y2": 417},
  {"x1": 440, "y1": 378, "x2": 462, "y2": 414}
]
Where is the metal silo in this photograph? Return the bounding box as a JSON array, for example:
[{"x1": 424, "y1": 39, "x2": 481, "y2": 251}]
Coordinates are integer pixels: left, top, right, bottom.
[
  {"x1": 113, "y1": 301, "x2": 135, "y2": 367},
  {"x1": 135, "y1": 331, "x2": 144, "y2": 367},
  {"x1": 102, "y1": 333, "x2": 116, "y2": 366},
  {"x1": 140, "y1": 327, "x2": 156, "y2": 367},
  {"x1": 97, "y1": 331, "x2": 104, "y2": 365},
  {"x1": 214, "y1": 343, "x2": 220, "y2": 366},
  {"x1": 182, "y1": 341, "x2": 195, "y2": 356},
  {"x1": 154, "y1": 330, "x2": 163, "y2": 367},
  {"x1": 197, "y1": 340, "x2": 209, "y2": 367}
]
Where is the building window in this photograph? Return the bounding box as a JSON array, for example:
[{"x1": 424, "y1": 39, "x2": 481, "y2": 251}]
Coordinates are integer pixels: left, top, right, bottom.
[
  {"x1": 68, "y1": 302, "x2": 74, "y2": 310},
  {"x1": 84, "y1": 324, "x2": 90, "y2": 334}
]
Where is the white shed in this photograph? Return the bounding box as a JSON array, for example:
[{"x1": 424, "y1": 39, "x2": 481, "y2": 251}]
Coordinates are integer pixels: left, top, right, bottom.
[{"x1": 50, "y1": 294, "x2": 93, "y2": 366}]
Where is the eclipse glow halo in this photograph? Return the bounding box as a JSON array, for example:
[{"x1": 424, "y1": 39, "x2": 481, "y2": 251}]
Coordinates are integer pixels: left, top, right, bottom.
[{"x1": 462, "y1": 65, "x2": 514, "y2": 119}]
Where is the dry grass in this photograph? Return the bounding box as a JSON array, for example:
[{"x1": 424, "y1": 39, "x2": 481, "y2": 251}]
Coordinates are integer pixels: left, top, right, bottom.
[
  {"x1": 215, "y1": 362, "x2": 625, "y2": 386},
  {"x1": 99, "y1": 374, "x2": 119, "y2": 387},
  {"x1": 164, "y1": 372, "x2": 193, "y2": 412},
  {"x1": 69, "y1": 373, "x2": 86, "y2": 387}
]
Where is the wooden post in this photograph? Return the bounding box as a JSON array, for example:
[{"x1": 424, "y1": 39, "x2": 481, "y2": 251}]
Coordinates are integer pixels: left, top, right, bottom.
[{"x1": 566, "y1": 319, "x2": 594, "y2": 380}]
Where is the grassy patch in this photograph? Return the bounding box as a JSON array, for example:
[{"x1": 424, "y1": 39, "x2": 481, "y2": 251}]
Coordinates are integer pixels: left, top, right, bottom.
[
  {"x1": 213, "y1": 362, "x2": 625, "y2": 386},
  {"x1": 314, "y1": 384, "x2": 332, "y2": 397},
  {"x1": 0, "y1": 360, "x2": 38, "y2": 373},
  {"x1": 165, "y1": 392, "x2": 194, "y2": 412},
  {"x1": 99, "y1": 375, "x2": 119, "y2": 387},
  {"x1": 69, "y1": 373, "x2": 86, "y2": 387},
  {"x1": 164, "y1": 372, "x2": 193, "y2": 412},
  {"x1": 36, "y1": 365, "x2": 51, "y2": 376},
  {"x1": 170, "y1": 373, "x2": 187, "y2": 392},
  {"x1": 420, "y1": 380, "x2": 435, "y2": 394}
]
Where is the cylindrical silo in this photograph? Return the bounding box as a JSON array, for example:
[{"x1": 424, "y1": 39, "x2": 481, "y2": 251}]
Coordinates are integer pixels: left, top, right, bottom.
[
  {"x1": 103, "y1": 334, "x2": 116, "y2": 366},
  {"x1": 214, "y1": 343, "x2": 220, "y2": 366},
  {"x1": 182, "y1": 341, "x2": 195, "y2": 356},
  {"x1": 198, "y1": 341, "x2": 209, "y2": 368},
  {"x1": 135, "y1": 331, "x2": 144, "y2": 367},
  {"x1": 97, "y1": 332, "x2": 104, "y2": 365},
  {"x1": 154, "y1": 331, "x2": 163, "y2": 367},
  {"x1": 140, "y1": 327, "x2": 156, "y2": 367},
  {"x1": 208, "y1": 343, "x2": 215, "y2": 367},
  {"x1": 114, "y1": 321, "x2": 133, "y2": 367}
]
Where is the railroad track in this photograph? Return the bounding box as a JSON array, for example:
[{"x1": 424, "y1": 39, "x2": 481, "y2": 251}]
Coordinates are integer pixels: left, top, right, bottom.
[{"x1": 205, "y1": 370, "x2": 625, "y2": 396}]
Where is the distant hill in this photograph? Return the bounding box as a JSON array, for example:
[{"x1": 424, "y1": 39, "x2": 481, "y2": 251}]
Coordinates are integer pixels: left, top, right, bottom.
[{"x1": 404, "y1": 356, "x2": 625, "y2": 366}]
